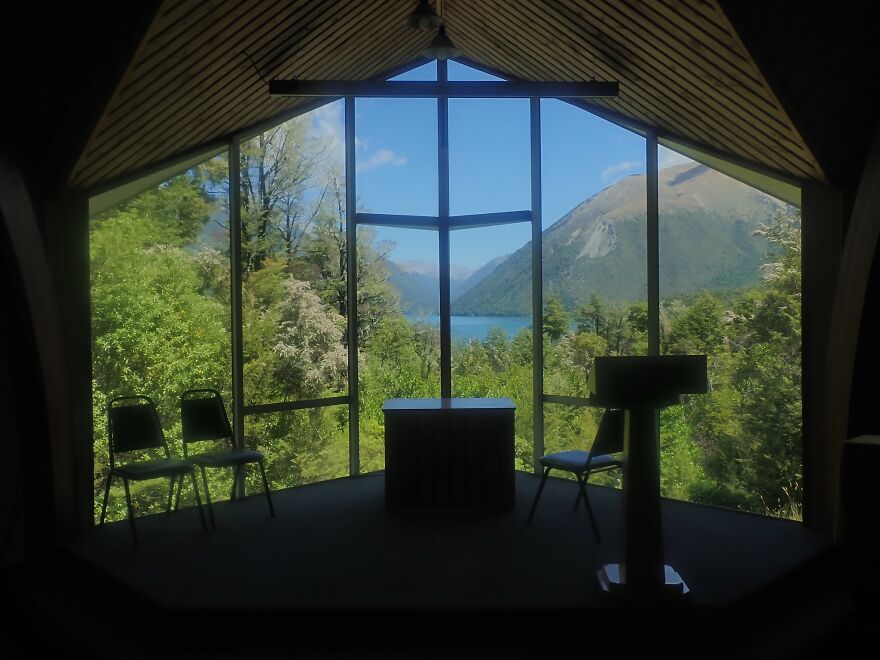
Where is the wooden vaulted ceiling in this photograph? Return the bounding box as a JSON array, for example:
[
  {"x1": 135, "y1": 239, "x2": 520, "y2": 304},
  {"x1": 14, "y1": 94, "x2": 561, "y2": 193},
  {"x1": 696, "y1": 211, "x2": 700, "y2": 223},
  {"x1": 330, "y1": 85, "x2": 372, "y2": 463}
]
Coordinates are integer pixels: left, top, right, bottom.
[{"x1": 69, "y1": 0, "x2": 824, "y2": 192}]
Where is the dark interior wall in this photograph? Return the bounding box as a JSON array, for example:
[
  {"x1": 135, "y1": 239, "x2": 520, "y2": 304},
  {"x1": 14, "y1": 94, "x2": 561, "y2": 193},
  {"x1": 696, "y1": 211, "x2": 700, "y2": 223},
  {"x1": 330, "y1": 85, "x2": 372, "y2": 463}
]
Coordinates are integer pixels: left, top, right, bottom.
[
  {"x1": 0, "y1": 210, "x2": 51, "y2": 566},
  {"x1": 0, "y1": 2, "x2": 159, "y2": 553},
  {"x1": 848, "y1": 240, "x2": 880, "y2": 438},
  {"x1": 722, "y1": 0, "x2": 880, "y2": 210},
  {"x1": 0, "y1": 1, "x2": 159, "y2": 211}
]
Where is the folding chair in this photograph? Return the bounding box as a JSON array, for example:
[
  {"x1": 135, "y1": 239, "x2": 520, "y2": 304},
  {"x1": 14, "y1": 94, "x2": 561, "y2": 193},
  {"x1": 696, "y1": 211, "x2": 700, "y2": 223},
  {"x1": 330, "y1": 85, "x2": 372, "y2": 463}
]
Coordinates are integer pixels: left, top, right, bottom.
[
  {"x1": 99, "y1": 395, "x2": 208, "y2": 546},
  {"x1": 180, "y1": 388, "x2": 274, "y2": 529},
  {"x1": 527, "y1": 408, "x2": 624, "y2": 542}
]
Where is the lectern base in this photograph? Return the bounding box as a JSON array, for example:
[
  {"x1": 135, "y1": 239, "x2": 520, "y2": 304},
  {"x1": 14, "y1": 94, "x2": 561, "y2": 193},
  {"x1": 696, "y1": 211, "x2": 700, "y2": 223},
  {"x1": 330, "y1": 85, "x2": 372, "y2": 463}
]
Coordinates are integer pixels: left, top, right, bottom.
[{"x1": 597, "y1": 563, "x2": 690, "y2": 602}]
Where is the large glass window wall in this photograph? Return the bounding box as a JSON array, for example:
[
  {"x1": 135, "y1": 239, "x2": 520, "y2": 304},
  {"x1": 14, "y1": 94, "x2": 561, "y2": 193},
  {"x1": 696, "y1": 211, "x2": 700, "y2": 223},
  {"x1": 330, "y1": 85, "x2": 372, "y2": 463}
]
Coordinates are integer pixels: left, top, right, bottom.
[{"x1": 91, "y1": 60, "x2": 801, "y2": 521}]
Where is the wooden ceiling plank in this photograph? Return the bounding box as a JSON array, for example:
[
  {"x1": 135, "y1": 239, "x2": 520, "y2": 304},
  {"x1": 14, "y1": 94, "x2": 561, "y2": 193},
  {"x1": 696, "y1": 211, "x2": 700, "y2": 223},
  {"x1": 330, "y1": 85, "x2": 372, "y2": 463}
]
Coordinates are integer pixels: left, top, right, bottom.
[
  {"x1": 709, "y1": 1, "x2": 825, "y2": 180},
  {"x1": 453, "y1": 4, "x2": 713, "y2": 147},
  {"x1": 75, "y1": 1, "x2": 822, "y2": 188},
  {"x1": 67, "y1": 0, "x2": 197, "y2": 184},
  {"x1": 127, "y1": 0, "x2": 233, "y2": 79},
  {"x1": 73, "y1": 0, "x2": 335, "y2": 185},
  {"x1": 115, "y1": 0, "x2": 275, "y2": 101},
  {"x1": 484, "y1": 1, "x2": 785, "y2": 172},
  {"x1": 107, "y1": 33, "x2": 427, "y2": 189},
  {"x1": 80, "y1": 7, "x2": 424, "y2": 187},
  {"x1": 449, "y1": 10, "x2": 676, "y2": 134},
  {"x1": 269, "y1": 0, "x2": 415, "y2": 80},
  {"x1": 82, "y1": 0, "x2": 319, "y2": 159},
  {"x1": 618, "y1": 0, "x2": 800, "y2": 141},
  {"x1": 626, "y1": 0, "x2": 820, "y2": 179},
  {"x1": 558, "y1": 0, "x2": 814, "y2": 177},
  {"x1": 159, "y1": 4, "x2": 422, "y2": 161},
  {"x1": 573, "y1": 0, "x2": 809, "y2": 163},
  {"x1": 653, "y1": 0, "x2": 755, "y2": 71},
  {"x1": 74, "y1": 0, "x2": 308, "y2": 186}
]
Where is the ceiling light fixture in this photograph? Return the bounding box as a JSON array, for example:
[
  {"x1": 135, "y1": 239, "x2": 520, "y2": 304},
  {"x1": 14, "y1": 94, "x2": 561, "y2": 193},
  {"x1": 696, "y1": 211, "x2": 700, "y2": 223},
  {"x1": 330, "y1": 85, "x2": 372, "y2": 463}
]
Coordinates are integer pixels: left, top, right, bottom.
[
  {"x1": 408, "y1": 0, "x2": 444, "y2": 30},
  {"x1": 423, "y1": 25, "x2": 461, "y2": 60}
]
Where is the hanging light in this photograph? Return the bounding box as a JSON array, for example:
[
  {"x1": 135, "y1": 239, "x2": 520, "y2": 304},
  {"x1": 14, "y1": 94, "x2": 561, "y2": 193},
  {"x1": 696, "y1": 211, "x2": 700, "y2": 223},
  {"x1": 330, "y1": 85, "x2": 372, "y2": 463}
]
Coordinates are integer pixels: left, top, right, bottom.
[
  {"x1": 408, "y1": 0, "x2": 444, "y2": 30},
  {"x1": 423, "y1": 25, "x2": 461, "y2": 60}
]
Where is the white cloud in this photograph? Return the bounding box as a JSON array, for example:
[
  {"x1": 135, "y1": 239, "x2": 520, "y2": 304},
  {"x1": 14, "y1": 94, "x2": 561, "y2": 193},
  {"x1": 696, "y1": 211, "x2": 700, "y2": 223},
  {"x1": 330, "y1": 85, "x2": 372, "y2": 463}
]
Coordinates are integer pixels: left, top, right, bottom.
[
  {"x1": 356, "y1": 148, "x2": 408, "y2": 173},
  {"x1": 309, "y1": 101, "x2": 345, "y2": 163},
  {"x1": 306, "y1": 102, "x2": 405, "y2": 174},
  {"x1": 601, "y1": 160, "x2": 641, "y2": 183},
  {"x1": 658, "y1": 145, "x2": 694, "y2": 170}
]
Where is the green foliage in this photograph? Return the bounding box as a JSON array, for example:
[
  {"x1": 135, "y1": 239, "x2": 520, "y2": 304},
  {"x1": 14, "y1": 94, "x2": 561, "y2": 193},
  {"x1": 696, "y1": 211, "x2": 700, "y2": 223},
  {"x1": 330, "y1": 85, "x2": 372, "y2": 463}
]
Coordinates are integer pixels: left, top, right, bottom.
[
  {"x1": 668, "y1": 292, "x2": 726, "y2": 355},
  {"x1": 542, "y1": 295, "x2": 570, "y2": 341}
]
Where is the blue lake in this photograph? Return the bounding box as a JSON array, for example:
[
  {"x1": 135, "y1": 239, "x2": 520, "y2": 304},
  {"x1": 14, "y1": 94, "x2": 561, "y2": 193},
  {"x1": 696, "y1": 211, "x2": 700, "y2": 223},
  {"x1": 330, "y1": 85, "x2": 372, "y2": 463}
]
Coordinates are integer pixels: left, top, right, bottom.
[{"x1": 406, "y1": 314, "x2": 534, "y2": 341}]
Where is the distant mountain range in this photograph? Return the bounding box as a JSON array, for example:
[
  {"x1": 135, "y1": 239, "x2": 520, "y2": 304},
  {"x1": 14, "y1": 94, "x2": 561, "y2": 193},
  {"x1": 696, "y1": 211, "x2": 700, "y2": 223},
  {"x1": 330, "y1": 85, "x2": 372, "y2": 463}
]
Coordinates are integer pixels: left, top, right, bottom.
[
  {"x1": 388, "y1": 255, "x2": 509, "y2": 314},
  {"x1": 453, "y1": 163, "x2": 788, "y2": 315},
  {"x1": 386, "y1": 163, "x2": 788, "y2": 316}
]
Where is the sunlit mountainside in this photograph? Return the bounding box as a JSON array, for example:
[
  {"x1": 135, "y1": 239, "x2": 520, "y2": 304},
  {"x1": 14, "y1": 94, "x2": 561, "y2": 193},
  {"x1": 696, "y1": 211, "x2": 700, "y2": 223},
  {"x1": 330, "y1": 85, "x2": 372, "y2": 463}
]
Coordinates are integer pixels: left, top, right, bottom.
[{"x1": 451, "y1": 162, "x2": 788, "y2": 315}]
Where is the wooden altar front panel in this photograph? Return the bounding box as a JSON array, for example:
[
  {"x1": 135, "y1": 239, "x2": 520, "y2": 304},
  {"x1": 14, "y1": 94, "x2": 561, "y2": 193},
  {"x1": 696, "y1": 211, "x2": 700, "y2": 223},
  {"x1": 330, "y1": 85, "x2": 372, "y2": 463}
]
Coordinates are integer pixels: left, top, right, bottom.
[{"x1": 382, "y1": 398, "x2": 515, "y2": 511}]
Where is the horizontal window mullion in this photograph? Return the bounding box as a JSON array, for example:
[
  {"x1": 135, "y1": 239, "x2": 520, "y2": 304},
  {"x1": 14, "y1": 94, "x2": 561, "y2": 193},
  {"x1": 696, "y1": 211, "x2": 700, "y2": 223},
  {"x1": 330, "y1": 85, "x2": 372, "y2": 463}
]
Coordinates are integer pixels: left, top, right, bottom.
[
  {"x1": 242, "y1": 396, "x2": 349, "y2": 416},
  {"x1": 543, "y1": 394, "x2": 594, "y2": 407},
  {"x1": 448, "y1": 210, "x2": 531, "y2": 229},
  {"x1": 355, "y1": 212, "x2": 440, "y2": 230}
]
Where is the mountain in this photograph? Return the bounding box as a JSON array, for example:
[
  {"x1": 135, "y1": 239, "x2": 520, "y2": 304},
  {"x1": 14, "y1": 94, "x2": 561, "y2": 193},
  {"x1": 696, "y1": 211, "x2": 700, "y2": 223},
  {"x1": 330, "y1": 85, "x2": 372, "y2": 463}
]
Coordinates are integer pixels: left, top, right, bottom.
[
  {"x1": 387, "y1": 260, "x2": 441, "y2": 314},
  {"x1": 389, "y1": 254, "x2": 512, "y2": 314},
  {"x1": 453, "y1": 163, "x2": 788, "y2": 315},
  {"x1": 455, "y1": 254, "x2": 510, "y2": 297}
]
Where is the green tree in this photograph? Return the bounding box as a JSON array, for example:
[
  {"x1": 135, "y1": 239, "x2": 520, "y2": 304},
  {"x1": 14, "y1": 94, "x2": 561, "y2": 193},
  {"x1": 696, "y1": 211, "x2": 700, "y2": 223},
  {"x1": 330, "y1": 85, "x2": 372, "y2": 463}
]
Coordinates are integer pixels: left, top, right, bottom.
[
  {"x1": 668, "y1": 292, "x2": 726, "y2": 355},
  {"x1": 562, "y1": 331, "x2": 607, "y2": 390},
  {"x1": 576, "y1": 293, "x2": 606, "y2": 335},
  {"x1": 543, "y1": 295, "x2": 570, "y2": 341}
]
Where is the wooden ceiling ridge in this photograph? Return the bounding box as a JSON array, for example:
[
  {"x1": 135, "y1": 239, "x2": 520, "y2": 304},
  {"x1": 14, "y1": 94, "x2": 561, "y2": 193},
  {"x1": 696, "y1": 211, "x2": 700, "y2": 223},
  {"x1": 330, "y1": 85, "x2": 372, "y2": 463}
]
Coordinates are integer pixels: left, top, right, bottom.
[{"x1": 69, "y1": 0, "x2": 825, "y2": 193}]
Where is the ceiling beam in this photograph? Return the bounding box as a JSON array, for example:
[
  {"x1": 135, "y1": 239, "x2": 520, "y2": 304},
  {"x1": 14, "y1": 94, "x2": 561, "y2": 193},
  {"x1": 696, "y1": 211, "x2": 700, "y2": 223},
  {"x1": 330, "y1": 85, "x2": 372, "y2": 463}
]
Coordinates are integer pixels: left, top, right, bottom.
[{"x1": 268, "y1": 79, "x2": 619, "y2": 98}]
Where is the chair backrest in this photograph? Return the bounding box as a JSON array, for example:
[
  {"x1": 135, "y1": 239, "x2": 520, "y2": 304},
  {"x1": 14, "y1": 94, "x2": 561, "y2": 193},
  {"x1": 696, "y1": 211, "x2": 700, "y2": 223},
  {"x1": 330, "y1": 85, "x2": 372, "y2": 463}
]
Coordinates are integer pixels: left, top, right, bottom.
[
  {"x1": 590, "y1": 408, "x2": 625, "y2": 456},
  {"x1": 108, "y1": 396, "x2": 167, "y2": 456},
  {"x1": 180, "y1": 389, "x2": 233, "y2": 446}
]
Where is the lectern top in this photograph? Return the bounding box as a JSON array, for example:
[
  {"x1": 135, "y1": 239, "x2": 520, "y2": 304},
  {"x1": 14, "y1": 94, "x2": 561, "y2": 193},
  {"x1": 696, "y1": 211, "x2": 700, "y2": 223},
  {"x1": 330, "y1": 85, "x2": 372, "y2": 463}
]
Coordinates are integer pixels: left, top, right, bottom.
[
  {"x1": 588, "y1": 355, "x2": 708, "y2": 408},
  {"x1": 382, "y1": 397, "x2": 516, "y2": 411}
]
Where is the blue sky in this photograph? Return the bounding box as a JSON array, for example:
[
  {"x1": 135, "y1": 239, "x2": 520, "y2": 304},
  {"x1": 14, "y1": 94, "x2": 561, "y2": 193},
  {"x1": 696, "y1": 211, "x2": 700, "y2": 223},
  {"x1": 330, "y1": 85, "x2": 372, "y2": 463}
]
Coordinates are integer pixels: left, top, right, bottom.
[{"x1": 307, "y1": 60, "x2": 690, "y2": 270}]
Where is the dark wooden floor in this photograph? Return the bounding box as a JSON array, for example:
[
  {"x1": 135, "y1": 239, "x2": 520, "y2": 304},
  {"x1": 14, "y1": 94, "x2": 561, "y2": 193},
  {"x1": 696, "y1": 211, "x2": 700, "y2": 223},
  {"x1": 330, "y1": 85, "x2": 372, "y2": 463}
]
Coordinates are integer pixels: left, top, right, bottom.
[{"x1": 3, "y1": 472, "x2": 864, "y2": 658}]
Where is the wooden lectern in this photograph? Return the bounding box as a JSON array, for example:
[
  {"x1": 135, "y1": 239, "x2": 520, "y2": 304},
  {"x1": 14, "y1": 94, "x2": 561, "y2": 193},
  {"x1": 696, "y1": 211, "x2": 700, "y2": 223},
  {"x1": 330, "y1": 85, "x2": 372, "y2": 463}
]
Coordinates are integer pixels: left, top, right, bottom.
[{"x1": 588, "y1": 355, "x2": 708, "y2": 601}]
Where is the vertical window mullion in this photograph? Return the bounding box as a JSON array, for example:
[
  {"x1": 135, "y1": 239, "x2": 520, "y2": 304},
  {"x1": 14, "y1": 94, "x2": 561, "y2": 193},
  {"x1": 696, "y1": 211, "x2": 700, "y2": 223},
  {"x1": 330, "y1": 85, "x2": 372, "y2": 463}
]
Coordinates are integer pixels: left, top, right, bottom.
[
  {"x1": 647, "y1": 130, "x2": 660, "y2": 355},
  {"x1": 531, "y1": 97, "x2": 544, "y2": 473},
  {"x1": 345, "y1": 96, "x2": 360, "y2": 475},
  {"x1": 229, "y1": 139, "x2": 245, "y2": 449},
  {"x1": 438, "y1": 60, "x2": 452, "y2": 398}
]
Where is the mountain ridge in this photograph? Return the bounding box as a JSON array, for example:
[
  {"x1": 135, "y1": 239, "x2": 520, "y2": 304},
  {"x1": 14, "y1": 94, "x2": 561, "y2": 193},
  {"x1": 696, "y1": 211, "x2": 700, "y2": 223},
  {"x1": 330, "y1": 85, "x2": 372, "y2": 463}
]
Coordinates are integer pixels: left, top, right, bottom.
[{"x1": 452, "y1": 163, "x2": 787, "y2": 315}]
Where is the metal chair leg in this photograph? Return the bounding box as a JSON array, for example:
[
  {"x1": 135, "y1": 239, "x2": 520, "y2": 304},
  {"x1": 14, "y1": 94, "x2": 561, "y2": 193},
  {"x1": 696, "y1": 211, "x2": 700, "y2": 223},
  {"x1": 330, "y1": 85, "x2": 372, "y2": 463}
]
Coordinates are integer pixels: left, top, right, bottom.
[
  {"x1": 257, "y1": 460, "x2": 275, "y2": 518},
  {"x1": 189, "y1": 469, "x2": 209, "y2": 534},
  {"x1": 581, "y1": 477, "x2": 602, "y2": 544},
  {"x1": 230, "y1": 464, "x2": 242, "y2": 501},
  {"x1": 200, "y1": 465, "x2": 216, "y2": 529},
  {"x1": 99, "y1": 473, "x2": 113, "y2": 526},
  {"x1": 527, "y1": 467, "x2": 552, "y2": 523},
  {"x1": 573, "y1": 475, "x2": 585, "y2": 511},
  {"x1": 173, "y1": 474, "x2": 183, "y2": 512},
  {"x1": 166, "y1": 477, "x2": 175, "y2": 514},
  {"x1": 122, "y1": 478, "x2": 138, "y2": 547}
]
